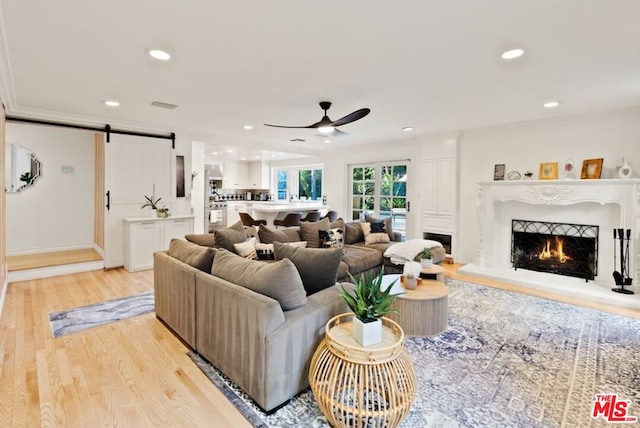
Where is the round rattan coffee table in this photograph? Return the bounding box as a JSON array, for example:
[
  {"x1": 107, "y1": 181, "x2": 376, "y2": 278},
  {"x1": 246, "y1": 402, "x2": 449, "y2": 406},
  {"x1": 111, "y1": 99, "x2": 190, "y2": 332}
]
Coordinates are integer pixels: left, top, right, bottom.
[{"x1": 309, "y1": 313, "x2": 417, "y2": 428}]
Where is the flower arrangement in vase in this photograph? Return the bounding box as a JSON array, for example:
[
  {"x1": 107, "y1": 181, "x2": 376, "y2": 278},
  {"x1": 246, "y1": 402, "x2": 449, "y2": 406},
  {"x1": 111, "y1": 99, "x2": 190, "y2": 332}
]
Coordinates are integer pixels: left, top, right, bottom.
[
  {"x1": 419, "y1": 247, "x2": 433, "y2": 268},
  {"x1": 141, "y1": 195, "x2": 170, "y2": 218}
]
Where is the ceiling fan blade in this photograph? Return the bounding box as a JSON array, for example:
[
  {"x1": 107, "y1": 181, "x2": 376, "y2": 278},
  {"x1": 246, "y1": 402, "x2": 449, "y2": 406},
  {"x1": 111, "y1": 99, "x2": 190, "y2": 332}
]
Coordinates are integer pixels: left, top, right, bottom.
[
  {"x1": 331, "y1": 108, "x2": 371, "y2": 127},
  {"x1": 332, "y1": 128, "x2": 349, "y2": 136},
  {"x1": 264, "y1": 123, "x2": 315, "y2": 129}
]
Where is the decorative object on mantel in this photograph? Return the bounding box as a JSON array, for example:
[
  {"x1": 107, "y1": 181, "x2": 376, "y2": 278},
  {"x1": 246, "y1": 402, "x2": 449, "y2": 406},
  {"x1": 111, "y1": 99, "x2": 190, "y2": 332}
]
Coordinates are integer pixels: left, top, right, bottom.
[
  {"x1": 539, "y1": 162, "x2": 558, "y2": 180},
  {"x1": 523, "y1": 171, "x2": 534, "y2": 180},
  {"x1": 493, "y1": 164, "x2": 506, "y2": 181},
  {"x1": 339, "y1": 269, "x2": 401, "y2": 346},
  {"x1": 562, "y1": 159, "x2": 577, "y2": 179},
  {"x1": 612, "y1": 228, "x2": 634, "y2": 294},
  {"x1": 141, "y1": 195, "x2": 170, "y2": 218},
  {"x1": 580, "y1": 158, "x2": 603, "y2": 179},
  {"x1": 617, "y1": 157, "x2": 634, "y2": 179},
  {"x1": 507, "y1": 170, "x2": 521, "y2": 180}
]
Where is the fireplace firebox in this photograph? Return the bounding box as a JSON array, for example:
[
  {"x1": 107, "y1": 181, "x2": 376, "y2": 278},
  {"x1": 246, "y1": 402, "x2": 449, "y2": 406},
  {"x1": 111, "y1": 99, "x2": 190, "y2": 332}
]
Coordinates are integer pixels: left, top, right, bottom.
[{"x1": 511, "y1": 219, "x2": 599, "y2": 281}]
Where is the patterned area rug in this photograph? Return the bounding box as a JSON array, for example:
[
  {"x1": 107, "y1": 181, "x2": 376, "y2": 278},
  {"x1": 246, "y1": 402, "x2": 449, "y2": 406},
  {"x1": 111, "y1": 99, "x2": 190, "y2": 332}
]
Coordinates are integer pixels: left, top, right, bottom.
[
  {"x1": 49, "y1": 291, "x2": 154, "y2": 337},
  {"x1": 189, "y1": 280, "x2": 640, "y2": 428}
]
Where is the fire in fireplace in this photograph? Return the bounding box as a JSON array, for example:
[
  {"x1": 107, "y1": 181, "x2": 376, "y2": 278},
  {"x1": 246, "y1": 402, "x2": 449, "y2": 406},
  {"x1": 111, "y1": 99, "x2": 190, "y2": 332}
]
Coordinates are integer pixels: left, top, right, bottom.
[{"x1": 511, "y1": 219, "x2": 599, "y2": 281}]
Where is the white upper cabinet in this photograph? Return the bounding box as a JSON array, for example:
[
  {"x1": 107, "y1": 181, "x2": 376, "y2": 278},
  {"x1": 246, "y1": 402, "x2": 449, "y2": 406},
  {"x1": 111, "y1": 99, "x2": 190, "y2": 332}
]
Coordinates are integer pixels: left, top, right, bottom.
[
  {"x1": 224, "y1": 161, "x2": 268, "y2": 189},
  {"x1": 249, "y1": 161, "x2": 269, "y2": 189}
]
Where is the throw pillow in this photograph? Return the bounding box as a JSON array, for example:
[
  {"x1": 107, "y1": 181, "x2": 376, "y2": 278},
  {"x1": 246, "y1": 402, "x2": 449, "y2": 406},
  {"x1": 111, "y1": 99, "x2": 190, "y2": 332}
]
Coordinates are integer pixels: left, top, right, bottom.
[
  {"x1": 298, "y1": 217, "x2": 331, "y2": 248},
  {"x1": 257, "y1": 225, "x2": 301, "y2": 244},
  {"x1": 344, "y1": 220, "x2": 365, "y2": 244},
  {"x1": 273, "y1": 241, "x2": 342, "y2": 295},
  {"x1": 255, "y1": 241, "x2": 308, "y2": 260},
  {"x1": 212, "y1": 250, "x2": 307, "y2": 311},
  {"x1": 167, "y1": 239, "x2": 217, "y2": 272},
  {"x1": 185, "y1": 233, "x2": 215, "y2": 247},
  {"x1": 365, "y1": 215, "x2": 394, "y2": 241},
  {"x1": 234, "y1": 237, "x2": 257, "y2": 259},
  {"x1": 319, "y1": 228, "x2": 345, "y2": 250},
  {"x1": 361, "y1": 222, "x2": 391, "y2": 245},
  {"x1": 214, "y1": 221, "x2": 246, "y2": 253}
]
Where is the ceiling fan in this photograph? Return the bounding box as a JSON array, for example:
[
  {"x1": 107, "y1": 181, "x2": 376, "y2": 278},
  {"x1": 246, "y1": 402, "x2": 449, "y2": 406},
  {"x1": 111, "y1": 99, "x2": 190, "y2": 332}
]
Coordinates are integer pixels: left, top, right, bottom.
[{"x1": 264, "y1": 101, "x2": 370, "y2": 136}]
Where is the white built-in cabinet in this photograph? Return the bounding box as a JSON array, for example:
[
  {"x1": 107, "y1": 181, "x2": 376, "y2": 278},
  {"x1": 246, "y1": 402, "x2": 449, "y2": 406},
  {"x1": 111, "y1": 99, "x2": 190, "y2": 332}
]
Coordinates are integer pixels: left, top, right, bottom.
[
  {"x1": 226, "y1": 202, "x2": 248, "y2": 226},
  {"x1": 420, "y1": 154, "x2": 456, "y2": 255},
  {"x1": 249, "y1": 161, "x2": 270, "y2": 189},
  {"x1": 123, "y1": 215, "x2": 194, "y2": 272},
  {"x1": 223, "y1": 161, "x2": 269, "y2": 189}
]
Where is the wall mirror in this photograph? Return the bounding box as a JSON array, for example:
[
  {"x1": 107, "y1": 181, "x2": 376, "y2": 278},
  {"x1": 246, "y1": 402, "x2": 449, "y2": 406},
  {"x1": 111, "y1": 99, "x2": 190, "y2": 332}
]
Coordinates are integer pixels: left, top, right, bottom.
[{"x1": 6, "y1": 143, "x2": 42, "y2": 192}]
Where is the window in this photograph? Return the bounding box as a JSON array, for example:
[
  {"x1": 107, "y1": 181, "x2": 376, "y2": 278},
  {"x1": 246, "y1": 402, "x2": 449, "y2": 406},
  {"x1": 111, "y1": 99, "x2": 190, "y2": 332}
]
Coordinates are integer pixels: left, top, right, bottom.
[
  {"x1": 275, "y1": 165, "x2": 323, "y2": 201},
  {"x1": 350, "y1": 161, "x2": 408, "y2": 238}
]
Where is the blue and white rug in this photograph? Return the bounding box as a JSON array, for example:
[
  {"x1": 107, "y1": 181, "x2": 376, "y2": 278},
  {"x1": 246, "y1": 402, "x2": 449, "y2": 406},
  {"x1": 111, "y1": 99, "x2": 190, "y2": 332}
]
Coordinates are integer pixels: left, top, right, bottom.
[
  {"x1": 189, "y1": 280, "x2": 640, "y2": 428},
  {"x1": 49, "y1": 291, "x2": 154, "y2": 338}
]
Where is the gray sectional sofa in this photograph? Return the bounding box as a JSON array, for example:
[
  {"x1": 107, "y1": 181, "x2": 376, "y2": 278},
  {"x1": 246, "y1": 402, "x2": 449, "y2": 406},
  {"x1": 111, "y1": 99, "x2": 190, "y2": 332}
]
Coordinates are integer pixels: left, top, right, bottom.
[{"x1": 154, "y1": 240, "x2": 351, "y2": 412}]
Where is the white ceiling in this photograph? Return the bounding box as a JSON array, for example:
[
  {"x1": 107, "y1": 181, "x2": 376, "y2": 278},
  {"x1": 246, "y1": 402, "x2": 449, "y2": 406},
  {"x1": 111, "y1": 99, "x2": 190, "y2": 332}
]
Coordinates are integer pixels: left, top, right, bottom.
[{"x1": 0, "y1": 1, "x2": 639, "y2": 160}]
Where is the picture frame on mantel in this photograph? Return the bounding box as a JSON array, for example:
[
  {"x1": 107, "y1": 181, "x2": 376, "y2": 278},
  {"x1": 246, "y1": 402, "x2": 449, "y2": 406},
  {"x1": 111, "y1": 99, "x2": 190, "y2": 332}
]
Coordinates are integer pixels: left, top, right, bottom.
[
  {"x1": 580, "y1": 158, "x2": 603, "y2": 179},
  {"x1": 538, "y1": 162, "x2": 558, "y2": 180},
  {"x1": 493, "y1": 164, "x2": 505, "y2": 181}
]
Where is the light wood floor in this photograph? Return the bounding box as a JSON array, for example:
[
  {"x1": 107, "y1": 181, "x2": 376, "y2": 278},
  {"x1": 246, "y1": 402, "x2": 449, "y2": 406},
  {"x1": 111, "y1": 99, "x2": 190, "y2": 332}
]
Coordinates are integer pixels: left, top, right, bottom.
[
  {"x1": 7, "y1": 248, "x2": 103, "y2": 271},
  {"x1": 1, "y1": 264, "x2": 638, "y2": 427}
]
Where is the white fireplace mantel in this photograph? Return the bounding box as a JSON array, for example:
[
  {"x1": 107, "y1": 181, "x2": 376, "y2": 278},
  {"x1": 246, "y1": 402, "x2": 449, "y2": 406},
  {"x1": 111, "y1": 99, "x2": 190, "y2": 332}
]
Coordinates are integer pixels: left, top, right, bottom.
[{"x1": 460, "y1": 179, "x2": 640, "y2": 309}]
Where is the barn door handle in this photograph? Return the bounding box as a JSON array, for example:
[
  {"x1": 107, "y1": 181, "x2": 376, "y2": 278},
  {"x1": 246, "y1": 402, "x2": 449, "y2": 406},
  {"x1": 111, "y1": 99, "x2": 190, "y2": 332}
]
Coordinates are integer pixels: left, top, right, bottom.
[{"x1": 106, "y1": 190, "x2": 111, "y2": 211}]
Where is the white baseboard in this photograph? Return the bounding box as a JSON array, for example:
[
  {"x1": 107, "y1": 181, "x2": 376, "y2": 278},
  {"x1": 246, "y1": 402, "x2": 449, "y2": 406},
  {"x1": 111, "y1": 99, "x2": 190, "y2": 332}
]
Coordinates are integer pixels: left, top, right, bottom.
[
  {"x1": 7, "y1": 260, "x2": 104, "y2": 283},
  {"x1": 0, "y1": 276, "x2": 7, "y2": 319}
]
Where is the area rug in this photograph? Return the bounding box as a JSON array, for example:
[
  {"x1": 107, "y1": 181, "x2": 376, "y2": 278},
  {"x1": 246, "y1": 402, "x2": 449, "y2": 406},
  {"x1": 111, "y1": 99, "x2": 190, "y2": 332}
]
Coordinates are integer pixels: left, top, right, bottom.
[
  {"x1": 189, "y1": 280, "x2": 640, "y2": 428},
  {"x1": 49, "y1": 291, "x2": 154, "y2": 338}
]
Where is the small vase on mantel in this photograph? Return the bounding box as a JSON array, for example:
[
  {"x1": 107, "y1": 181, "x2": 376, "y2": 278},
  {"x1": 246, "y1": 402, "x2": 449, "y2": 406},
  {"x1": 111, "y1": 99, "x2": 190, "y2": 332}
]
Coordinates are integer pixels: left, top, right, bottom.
[
  {"x1": 352, "y1": 317, "x2": 382, "y2": 347},
  {"x1": 618, "y1": 158, "x2": 634, "y2": 179}
]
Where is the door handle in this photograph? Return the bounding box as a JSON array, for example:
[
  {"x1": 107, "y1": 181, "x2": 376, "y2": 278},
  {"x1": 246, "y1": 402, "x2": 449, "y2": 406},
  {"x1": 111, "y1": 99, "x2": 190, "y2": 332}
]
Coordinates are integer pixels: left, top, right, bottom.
[
  {"x1": 407, "y1": 201, "x2": 410, "y2": 212},
  {"x1": 106, "y1": 190, "x2": 111, "y2": 211}
]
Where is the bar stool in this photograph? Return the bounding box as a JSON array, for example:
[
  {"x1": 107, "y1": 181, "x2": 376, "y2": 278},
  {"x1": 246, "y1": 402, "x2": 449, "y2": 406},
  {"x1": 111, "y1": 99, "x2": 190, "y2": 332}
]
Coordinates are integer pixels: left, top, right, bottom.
[
  {"x1": 239, "y1": 212, "x2": 267, "y2": 227},
  {"x1": 273, "y1": 213, "x2": 301, "y2": 228},
  {"x1": 321, "y1": 210, "x2": 338, "y2": 222},
  {"x1": 300, "y1": 211, "x2": 321, "y2": 222}
]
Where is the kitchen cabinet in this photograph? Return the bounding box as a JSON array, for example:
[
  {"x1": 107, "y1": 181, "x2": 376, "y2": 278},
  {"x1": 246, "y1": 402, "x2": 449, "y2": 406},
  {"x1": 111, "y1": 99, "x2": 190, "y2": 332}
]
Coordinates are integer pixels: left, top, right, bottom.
[
  {"x1": 223, "y1": 161, "x2": 250, "y2": 189},
  {"x1": 123, "y1": 216, "x2": 194, "y2": 272},
  {"x1": 249, "y1": 161, "x2": 270, "y2": 189},
  {"x1": 226, "y1": 202, "x2": 248, "y2": 226}
]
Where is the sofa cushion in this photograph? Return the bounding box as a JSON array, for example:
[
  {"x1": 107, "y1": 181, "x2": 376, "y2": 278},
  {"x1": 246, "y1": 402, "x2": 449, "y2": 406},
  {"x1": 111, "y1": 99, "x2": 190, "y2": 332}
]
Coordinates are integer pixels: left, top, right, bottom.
[
  {"x1": 273, "y1": 241, "x2": 342, "y2": 295},
  {"x1": 365, "y1": 215, "x2": 395, "y2": 241},
  {"x1": 319, "y1": 228, "x2": 344, "y2": 250},
  {"x1": 299, "y1": 217, "x2": 331, "y2": 248},
  {"x1": 361, "y1": 222, "x2": 391, "y2": 245},
  {"x1": 340, "y1": 245, "x2": 383, "y2": 276},
  {"x1": 344, "y1": 220, "x2": 365, "y2": 244},
  {"x1": 214, "y1": 221, "x2": 247, "y2": 252},
  {"x1": 212, "y1": 250, "x2": 307, "y2": 311},
  {"x1": 234, "y1": 237, "x2": 258, "y2": 259},
  {"x1": 167, "y1": 239, "x2": 217, "y2": 272},
  {"x1": 185, "y1": 233, "x2": 215, "y2": 247},
  {"x1": 258, "y1": 225, "x2": 301, "y2": 244},
  {"x1": 255, "y1": 241, "x2": 307, "y2": 260}
]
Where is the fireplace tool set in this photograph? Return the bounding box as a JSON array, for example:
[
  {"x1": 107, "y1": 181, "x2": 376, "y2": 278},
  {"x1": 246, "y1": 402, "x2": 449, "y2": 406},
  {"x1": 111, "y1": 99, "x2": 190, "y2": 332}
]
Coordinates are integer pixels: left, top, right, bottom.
[{"x1": 612, "y1": 228, "x2": 634, "y2": 294}]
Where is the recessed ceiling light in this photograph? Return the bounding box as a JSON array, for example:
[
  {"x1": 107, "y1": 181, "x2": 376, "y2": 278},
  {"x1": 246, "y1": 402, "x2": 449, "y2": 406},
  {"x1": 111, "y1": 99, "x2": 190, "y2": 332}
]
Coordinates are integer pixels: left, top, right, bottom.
[
  {"x1": 240, "y1": 157, "x2": 247, "y2": 160},
  {"x1": 149, "y1": 49, "x2": 171, "y2": 60},
  {"x1": 543, "y1": 101, "x2": 560, "y2": 108},
  {"x1": 324, "y1": 139, "x2": 332, "y2": 144},
  {"x1": 226, "y1": 149, "x2": 233, "y2": 153},
  {"x1": 243, "y1": 125, "x2": 253, "y2": 130},
  {"x1": 501, "y1": 48, "x2": 524, "y2": 60},
  {"x1": 402, "y1": 127, "x2": 414, "y2": 132},
  {"x1": 211, "y1": 151, "x2": 219, "y2": 155},
  {"x1": 104, "y1": 100, "x2": 120, "y2": 107}
]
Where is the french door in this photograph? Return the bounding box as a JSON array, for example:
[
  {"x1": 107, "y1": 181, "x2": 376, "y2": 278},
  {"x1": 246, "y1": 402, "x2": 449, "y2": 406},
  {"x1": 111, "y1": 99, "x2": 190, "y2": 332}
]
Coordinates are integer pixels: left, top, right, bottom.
[{"x1": 349, "y1": 161, "x2": 409, "y2": 238}]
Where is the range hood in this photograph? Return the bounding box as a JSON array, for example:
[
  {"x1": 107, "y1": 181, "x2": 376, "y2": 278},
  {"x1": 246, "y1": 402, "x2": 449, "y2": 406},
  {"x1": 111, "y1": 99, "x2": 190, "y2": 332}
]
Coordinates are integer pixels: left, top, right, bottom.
[{"x1": 206, "y1": 164, "x2": 224, "y2": 179}]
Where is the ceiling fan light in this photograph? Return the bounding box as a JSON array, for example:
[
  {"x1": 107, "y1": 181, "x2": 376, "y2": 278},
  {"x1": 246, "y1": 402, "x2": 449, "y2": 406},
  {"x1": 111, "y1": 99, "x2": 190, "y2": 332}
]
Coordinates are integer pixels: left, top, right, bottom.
[
  {"x1": 318, "y1": 126, "x2": 335, "y2": 134},
  {"x1": 501, "y1": 48, "x2": 524, "y2": 60}
]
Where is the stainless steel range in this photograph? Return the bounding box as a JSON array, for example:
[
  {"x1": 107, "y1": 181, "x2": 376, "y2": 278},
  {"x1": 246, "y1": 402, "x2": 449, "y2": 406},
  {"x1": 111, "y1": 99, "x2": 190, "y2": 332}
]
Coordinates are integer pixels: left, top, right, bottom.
[{"x1": 206, "y1": 201, "x2": 228, "y2": 232}]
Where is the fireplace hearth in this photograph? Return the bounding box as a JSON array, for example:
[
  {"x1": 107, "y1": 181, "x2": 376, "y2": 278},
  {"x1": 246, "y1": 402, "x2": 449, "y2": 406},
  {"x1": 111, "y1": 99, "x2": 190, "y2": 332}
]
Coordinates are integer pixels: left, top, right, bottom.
[{"x1": 511, "y1": 219, "x2": 599, "y2": 281}]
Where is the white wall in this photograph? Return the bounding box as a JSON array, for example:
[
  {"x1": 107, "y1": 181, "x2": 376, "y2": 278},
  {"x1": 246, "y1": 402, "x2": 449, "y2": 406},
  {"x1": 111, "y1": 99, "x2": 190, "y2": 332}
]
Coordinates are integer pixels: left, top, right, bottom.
[
  {"x1": 457, "y1": 107, "x2": 640, "y2": 264},
  {"x1": 6, "y1": 124, "x2": 95, "y2": 253}
]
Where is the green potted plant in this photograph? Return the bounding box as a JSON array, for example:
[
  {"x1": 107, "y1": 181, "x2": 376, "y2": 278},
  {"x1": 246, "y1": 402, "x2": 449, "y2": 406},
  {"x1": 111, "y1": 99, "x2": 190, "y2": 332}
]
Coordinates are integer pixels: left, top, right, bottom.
[
  {"x1": 419, "y1": 247, "x2": 433, "y2": 268},
  {"x1": 339, "y1": 268, "x2": 402, "y2": 346},
  {"x1": 141, "y1": 195, "x2": 169, "y2": 218}
]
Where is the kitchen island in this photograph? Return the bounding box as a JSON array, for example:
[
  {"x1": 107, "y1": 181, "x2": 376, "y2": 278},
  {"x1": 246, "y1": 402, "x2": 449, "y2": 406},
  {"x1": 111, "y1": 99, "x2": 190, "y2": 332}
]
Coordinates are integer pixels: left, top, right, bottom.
[{"x1": 248, "y1": 202, "x2": 329, "y2": 226}]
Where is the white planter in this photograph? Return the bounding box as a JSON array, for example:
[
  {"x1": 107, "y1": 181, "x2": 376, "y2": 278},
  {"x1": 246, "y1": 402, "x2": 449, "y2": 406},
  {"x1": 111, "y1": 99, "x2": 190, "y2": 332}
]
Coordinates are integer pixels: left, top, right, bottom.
[
  {"x1": 421, "y1": 258, "x2": 433, "y2": 268},
  {"x1": 352, "y1": 317, "x2": 382, "y2": 347}
]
